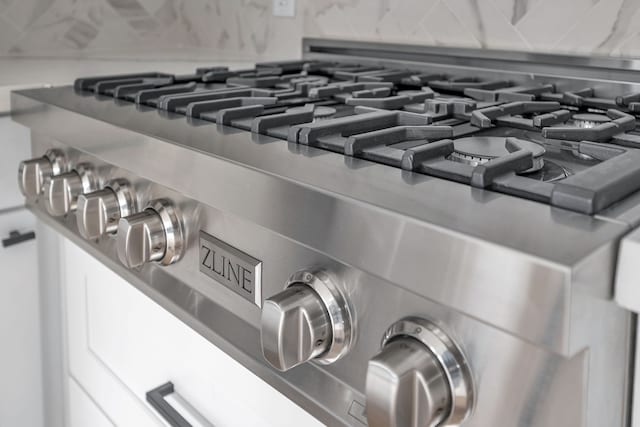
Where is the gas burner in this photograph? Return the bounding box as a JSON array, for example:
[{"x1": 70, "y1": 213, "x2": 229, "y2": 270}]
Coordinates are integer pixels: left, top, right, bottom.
[
  {"x1": 312, "y1": 106, "x2": 337, "y2": 119},
  {"x1": 541, "y1": 109, "x2": 636, "y2": 142},
  {"x1": 522, "y1": 159, "x2": 571, "y2": 182},
  {"x1": 539, "y1": 87, "x2": 619, "y2": 110},
  {"x1": 70, "y1": 51, "x2": 640, "y2": 216},
  {"x1": 571, "y1": 113, "x2": 610, "y2": 128},
  {"x1": 449, "y1": 136, "x2": 545, "y2": 172},
  {"x1": 470, "y1": 101, "x2": 565, "y2": 130}
]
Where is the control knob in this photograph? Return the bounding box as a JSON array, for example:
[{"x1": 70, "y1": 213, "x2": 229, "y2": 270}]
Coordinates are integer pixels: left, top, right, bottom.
[
  {"x1": 76, "y1": 179, "x2": 136, "y2": 240},
  {"x1": 260, "y1": 270, "x2": 354, "y2": 371},
  {"x1": 43, "y1": 164, "x2": 97, "y2": 216},
  {"x1": 18, "y1": 149, "x2": 66, "y2": 198},
  {"x1": 116, "y1": 199, "x2": 184, "y2": 268},
  {"x1": 366, "y1": 317, "x2": 474, "y2": 427}
]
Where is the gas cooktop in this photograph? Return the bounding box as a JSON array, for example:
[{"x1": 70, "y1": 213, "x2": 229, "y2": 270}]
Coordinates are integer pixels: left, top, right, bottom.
[
  {"x1": 71, "y1": 55, "x2": 640, "y2": 216},
  {"x1": 13, "y1": 39, "x2": 640, "y2": 427}
]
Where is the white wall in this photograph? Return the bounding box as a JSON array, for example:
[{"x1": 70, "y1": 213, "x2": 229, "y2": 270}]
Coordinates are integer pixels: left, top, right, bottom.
[{"x1": 0, "y1": 0, "x2": 639, "y2": 61}]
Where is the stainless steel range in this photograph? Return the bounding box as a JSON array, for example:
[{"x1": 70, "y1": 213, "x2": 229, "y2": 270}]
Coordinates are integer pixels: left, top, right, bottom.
[{"x1": 12, "y1": 38, "x2": 640, "y2": 427}]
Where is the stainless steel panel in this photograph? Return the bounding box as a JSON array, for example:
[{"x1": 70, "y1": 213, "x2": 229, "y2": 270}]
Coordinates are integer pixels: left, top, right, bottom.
[
  {"x1": 11, "y1": 89, "x2": 630, "y2": 356},
  {"x1": 23, "y1": 141, "x2": 633, "y2": 427},
  {"x1": 12, "y1": 40, "x2": 639, "y2": 426},
  {"x1": 0, "y1": 85, "x2": 47, "y2": 115},
  {"x1": 200, "y1": 231, "x2": 262, "y2": 307}
]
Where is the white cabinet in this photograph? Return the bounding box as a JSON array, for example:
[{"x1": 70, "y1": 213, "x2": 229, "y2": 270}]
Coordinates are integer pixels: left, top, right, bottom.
[
  {"x1": 0, "y1": 103, "x2": 33, "y2": 211},
  {"x1": 68, "y1": 377, "x2": 114, "y2": 427},
  {"x1": 0, "y1": 85, "x2": 45, "y2": 427},
  {"x1": 62, "y1": 238, "x2": 323, "y2": 427},
  {"x1": 0, "y1": 209, "x2": 43, "y2": 427}
]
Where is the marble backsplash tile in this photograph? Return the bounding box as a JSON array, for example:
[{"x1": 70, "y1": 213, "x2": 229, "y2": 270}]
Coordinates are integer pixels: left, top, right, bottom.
[
  {"x1": 0, "y1": 0, "x2": 304, "y2": 60},
  {"x1": 1, "y1": 0, "x2": 640, "y2": 60}
]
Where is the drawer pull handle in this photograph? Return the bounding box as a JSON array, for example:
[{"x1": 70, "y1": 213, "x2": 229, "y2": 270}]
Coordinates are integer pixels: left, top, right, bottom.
[
  {"x1": 2, "y1": 230, "x2": 35, "y2": 247},
  {"x1": 146, "y1": 382, "x2": 193, "y2": 427}
]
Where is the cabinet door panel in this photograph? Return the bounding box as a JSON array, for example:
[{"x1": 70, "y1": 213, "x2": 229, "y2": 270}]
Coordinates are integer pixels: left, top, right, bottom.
[
  {"x1": 0, "y1": 116, "x2": 31, "y2": 211},
  {"x1": 64, "y1": 239, "x2": 164, "y2": 427},
  {"x1": 68, "y1": 377, "x2": 114, "y2": 427},
  {"x1": 0, "y1": 209, "x2": 43, "y2": 427},
  {"x1": 63, "y1": 238, "x2": 322, "y2": 427}
]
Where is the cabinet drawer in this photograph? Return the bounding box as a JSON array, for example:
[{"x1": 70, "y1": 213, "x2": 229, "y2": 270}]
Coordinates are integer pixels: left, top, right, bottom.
[{"x1": 63, "y1": 238, "x2": 322, "y2": 427}]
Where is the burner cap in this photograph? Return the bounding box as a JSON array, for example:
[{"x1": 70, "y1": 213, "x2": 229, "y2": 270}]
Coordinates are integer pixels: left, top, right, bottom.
[
  {"x1": 313, "y1": 106, "x2": 337, "y2": 118},
  {"x1": 450, "y1": 136, "x2": 545, "y2": 172},
  {"x1": 572, "y1": 113, "x2": 610, "y2": 128},
  {"x1": 524, "y1": 159, "x2": 571, "y2": 182}
]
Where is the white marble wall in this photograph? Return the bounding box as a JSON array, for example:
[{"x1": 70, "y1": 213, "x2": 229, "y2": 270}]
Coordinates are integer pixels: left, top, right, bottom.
[
  {"x1": 1, "y1": 0, "x2": 640, "y2": 60},
  {"x1": 0, "y1": 0, "x2": 304, "y2": 60},
  {"x1": 304, "y1": 0, "x2": 640, "y2": 56}
]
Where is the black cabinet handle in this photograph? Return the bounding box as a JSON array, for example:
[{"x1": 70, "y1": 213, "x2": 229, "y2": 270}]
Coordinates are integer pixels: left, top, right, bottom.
[
  {"x1": 146, "y1": 382, "x2": 192, "y2": 427},
  {"x1": 2, "y1": 230, "x2": 35, "y2": 248}
]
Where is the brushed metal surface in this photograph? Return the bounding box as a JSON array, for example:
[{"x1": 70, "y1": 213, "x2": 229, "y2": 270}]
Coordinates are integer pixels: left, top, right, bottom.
[
  {"x1": 261, "y1": 284, "x2": 332, "y2": 371},
  {"x1": 76, "y1": 179, "x2": 135, "y2": 240},
  {"x1": 77, "y1": 189, "x2": 120, "y2": 239},
  {"x1": 0, "y1": 84, "x2": 48, "y2": 115},
  {"x1": 18, "y1": 149, "x2": 66, "y2": 198},
  {"x1": 19, "y1": 157, "x2": 53, "y2": 199},
  {"x1": 10, "y1": 88, "x2": 631, "y2": 357},
  {"x1": 43, "y1": 163, "x2": 96, "y2": 217},
  {"x1": 12, "y1": 40, "x2": 640, "y2": 426},
  {"x1": 286, "y1": 269, "x2": 355, "y2": 366},
  {"x1": 116, "y1": 199, "x2": 183, "y2": 268},
  {"x1": 199, "y1": 230, "x2": 262, "y2": 307},
  {"x1": 366, "y1": 338, "x2": 450, "y2": 427},
  {"x1": 20, "y1": 140, "x2": 633, "y2": 426},
  {"x1": 261, "y1": 269, "x2": 354, "y2": 371},
  {"x1": 372, "y1": 317, "x2": 475, "y2": 426},
  {"x1": 116, "y1": 209, "x2": 166, "y2": 268}
]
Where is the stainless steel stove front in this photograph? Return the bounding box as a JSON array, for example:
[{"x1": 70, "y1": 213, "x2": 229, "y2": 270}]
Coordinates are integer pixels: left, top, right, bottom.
[
  {"x1": 16, "y1": 129, "x2": 631, "y2": 427},
  {"x1": 11, "y1": 38, "x2": 640, "y2": 427}
]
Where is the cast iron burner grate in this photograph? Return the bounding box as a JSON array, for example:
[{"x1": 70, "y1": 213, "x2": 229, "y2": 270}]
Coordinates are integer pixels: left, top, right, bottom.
[{"x1": 73, "y1": 61, "x2": 640, "y2": 215}]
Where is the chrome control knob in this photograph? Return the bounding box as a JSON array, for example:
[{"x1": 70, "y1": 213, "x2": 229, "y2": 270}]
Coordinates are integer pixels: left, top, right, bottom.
[
  {"x1": 18, "y1": 149, "x2": 66, "y2": 198},
  {"x1": 116, "y1": 199, "x2": 184, "y2": 269},
  {"x1": 366, "y1": 317, "x2": 475, "y2": 427},
  {"x1": 261, "y1": 270, "x2": 354, "y2": 371},
  {"x1": 76, "y1": 179, "x2": 136, "y2": 240},
  {"x1": 43, "y1": 164, "x2": 97, "y2": 216}
]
